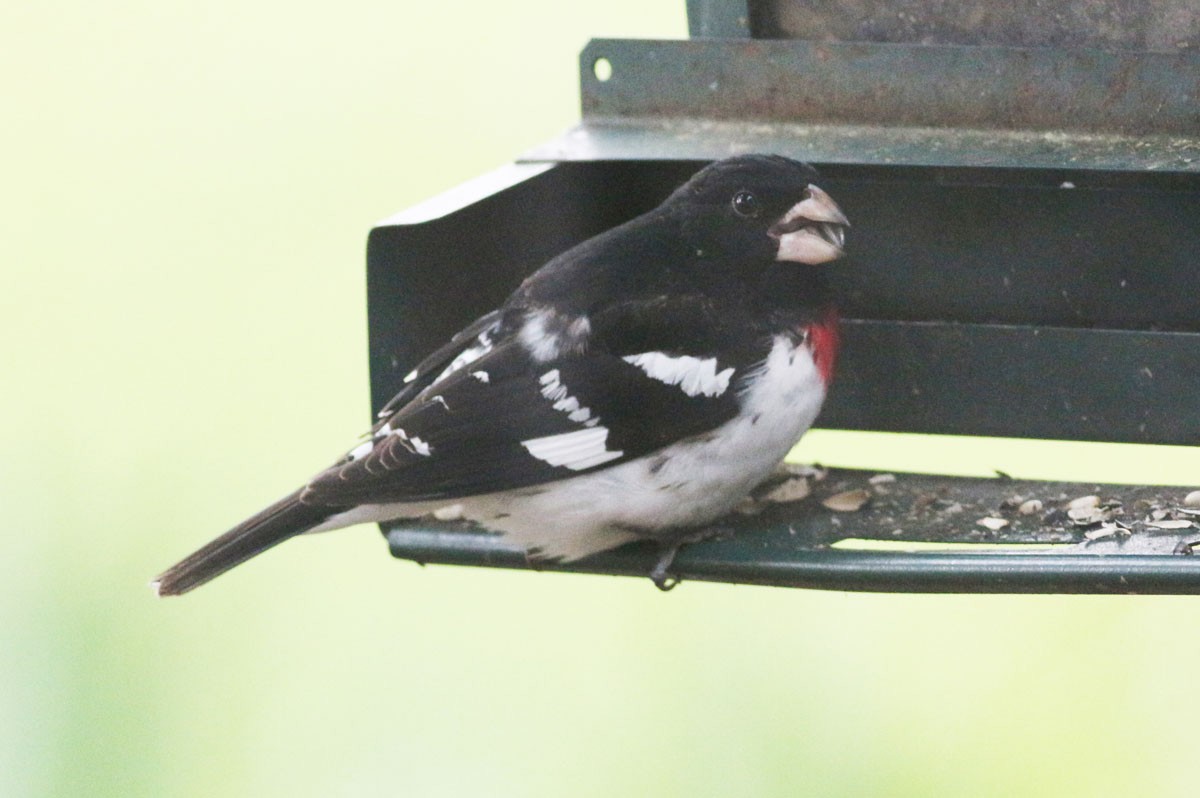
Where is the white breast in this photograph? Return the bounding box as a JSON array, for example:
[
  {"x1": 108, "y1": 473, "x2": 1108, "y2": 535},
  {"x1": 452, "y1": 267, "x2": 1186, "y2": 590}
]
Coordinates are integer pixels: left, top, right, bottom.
[{"x1": 474, "y1": 335, "x2": 826, "y2": 559}]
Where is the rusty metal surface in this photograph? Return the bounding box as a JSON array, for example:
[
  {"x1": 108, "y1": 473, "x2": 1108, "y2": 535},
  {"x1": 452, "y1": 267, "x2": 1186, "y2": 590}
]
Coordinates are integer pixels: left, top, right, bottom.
[
  {"x1": 579, "y1": 39, "x2": 1200, "y2": 137},
  {"x1": 687, "y1": 0, "x2": 752, "y2": 38},
  {"x1": 546, "y1": 37, "x2": 1200, "y2": 171},
  {"x1": 754, "y1": 0, "x2": 1200, "y2": 52}
]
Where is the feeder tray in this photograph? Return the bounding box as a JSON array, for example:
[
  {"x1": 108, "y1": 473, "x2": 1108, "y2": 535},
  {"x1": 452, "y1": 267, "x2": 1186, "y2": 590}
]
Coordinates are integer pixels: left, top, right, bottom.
[{"x1": 367, "y1": 0, "x2": 1200, "y2": 593}]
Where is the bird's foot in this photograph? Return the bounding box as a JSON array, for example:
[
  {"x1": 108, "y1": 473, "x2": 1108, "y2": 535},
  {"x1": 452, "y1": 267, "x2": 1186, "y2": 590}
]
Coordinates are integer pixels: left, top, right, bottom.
[
  {"x1": 648, "y1": 527, "x2": 727, "y2": 591},
  {"x1": 650, "y1": 544, "x2": 682, "y2": 591}
]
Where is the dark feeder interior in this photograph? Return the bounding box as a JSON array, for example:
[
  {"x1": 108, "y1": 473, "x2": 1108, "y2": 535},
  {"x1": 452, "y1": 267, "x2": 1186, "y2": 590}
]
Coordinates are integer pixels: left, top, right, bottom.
[{"x1": 365, "y1": 2, "x2": 1200, "y2": 592}]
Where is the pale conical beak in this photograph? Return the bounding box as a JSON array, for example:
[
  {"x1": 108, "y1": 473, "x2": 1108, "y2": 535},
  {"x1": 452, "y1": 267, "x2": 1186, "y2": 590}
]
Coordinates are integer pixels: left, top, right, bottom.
[{"x1": 769, "y1": 184, "x2": 849, "y2": 265}]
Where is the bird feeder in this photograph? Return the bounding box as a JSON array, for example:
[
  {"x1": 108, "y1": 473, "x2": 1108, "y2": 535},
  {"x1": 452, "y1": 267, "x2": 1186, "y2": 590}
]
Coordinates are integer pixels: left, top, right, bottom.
[{"x1": 367, "y1": 0, "x2": 1200, "y2": 592}]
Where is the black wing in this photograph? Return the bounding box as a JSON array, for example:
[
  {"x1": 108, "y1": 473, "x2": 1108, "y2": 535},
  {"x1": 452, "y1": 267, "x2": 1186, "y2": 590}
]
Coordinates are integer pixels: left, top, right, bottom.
[{"x1": 303, "y1": 298, "x2": 759, "y2": 505}]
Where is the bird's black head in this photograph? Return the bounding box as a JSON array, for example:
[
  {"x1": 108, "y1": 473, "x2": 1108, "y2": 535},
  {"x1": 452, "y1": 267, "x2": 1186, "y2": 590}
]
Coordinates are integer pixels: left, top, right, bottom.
[{"x1": 667, "y1": 154, "x2": 848, "y2": 268}]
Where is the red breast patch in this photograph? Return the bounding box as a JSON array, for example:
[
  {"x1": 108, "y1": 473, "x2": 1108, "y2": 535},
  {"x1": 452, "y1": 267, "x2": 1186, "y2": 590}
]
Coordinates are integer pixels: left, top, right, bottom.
[{"x1": 804, "y1": 312, "x2": 839, "y2": 387}]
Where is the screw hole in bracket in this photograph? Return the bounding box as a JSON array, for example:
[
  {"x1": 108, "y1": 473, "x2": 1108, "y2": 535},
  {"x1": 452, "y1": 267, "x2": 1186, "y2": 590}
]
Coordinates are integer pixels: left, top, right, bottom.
[{"x1": 592, "y1": 57, "x2": 612, "y2": 82}]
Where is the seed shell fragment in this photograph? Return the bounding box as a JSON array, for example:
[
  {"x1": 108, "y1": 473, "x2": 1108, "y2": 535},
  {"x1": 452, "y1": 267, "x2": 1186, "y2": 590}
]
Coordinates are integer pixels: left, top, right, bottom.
[
  {"x1": 1146, "y1": 519, "x2": 1195, "y2": 530},
  {"x1": 1018, "y1": 499, "x2": 1043, "y2": 515},
  {"x1": 822, "y1": 489, "x2": 871, "y2": 512}
]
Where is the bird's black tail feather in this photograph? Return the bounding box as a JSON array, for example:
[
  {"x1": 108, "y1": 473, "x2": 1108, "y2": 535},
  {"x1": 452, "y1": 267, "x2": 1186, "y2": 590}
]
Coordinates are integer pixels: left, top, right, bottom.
[{"x1": 153, "y1": 489, "x2": 337, "y2": 596}]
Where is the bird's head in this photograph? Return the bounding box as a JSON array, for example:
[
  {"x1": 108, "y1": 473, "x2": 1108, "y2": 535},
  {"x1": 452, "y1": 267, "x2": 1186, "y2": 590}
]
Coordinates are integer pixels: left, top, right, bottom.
[{"x1": 670, "y1": 154, "x2": 848, "y2": 268}]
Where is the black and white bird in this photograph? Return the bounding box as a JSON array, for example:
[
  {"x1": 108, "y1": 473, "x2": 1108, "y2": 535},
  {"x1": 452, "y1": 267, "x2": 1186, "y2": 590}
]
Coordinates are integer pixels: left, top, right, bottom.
[{"x1": 154, "y1": 154, "x2": 849, "y2": 595}]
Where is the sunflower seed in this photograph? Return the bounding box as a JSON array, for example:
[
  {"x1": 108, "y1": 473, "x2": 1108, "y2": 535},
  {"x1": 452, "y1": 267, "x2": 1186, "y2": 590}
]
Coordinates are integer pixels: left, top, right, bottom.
[
  {"x1": 823, "y1": 489, "x2": 871, "y2": 512},
  {"x1": 1018, "y1": 499, "x2": 1043, "y2": 515},
  {"x1": 1069, "y1": 495, "x2": 1101, "y2": 511}
]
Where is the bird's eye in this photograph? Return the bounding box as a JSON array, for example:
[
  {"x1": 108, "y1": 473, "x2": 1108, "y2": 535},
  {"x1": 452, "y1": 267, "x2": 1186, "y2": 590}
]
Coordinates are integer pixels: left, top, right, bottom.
[{"x1": 731, "y1": 190, "x2": 760, "y2": 218}]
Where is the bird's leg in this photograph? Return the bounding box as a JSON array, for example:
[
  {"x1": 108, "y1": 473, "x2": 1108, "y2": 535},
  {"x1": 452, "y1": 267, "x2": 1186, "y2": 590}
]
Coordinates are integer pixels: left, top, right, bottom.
[
  {"x1": 648, "y1": 526, "x2": 730, "y2": 591},
  {"x1": 650, "y1": 541, "x2": 684, "y2": 591}
]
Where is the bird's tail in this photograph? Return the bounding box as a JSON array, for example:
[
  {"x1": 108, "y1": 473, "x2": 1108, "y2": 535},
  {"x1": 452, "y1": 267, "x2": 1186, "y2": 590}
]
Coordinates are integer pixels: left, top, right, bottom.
[{"x1": 153, "y1": 489, "x2": 337, "y2": 596}]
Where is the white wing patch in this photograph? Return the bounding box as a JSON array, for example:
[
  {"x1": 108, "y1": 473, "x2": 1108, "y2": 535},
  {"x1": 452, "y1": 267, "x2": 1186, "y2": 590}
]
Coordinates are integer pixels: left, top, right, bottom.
[
  {"x1": 348, "y1": 421, "x2": 434, "y2": 461},
  {"x1": 521, "y1": 427, "x2": 623, "y2": 471},
  {"x1": 539, "y1": 369, "x2": 599, "y2": 427},
  {"x1": 520, "y1": 310, "x2": 559, "y2": 361},
  {"x1": 391, "y1": 428, "x2": 432, "y2": 456},
  {"x1": 519, "y1": 308, "x2": 591, "y2": 362},
  {"x1": 622, "y1": 352, "x2": 735, "y2": 398},
  {"x1": 372, "y1": 421, "x2": 432, "y2": 456},
  {"x1": 431, "y1": 330, "x2": 495, "y2": 386}
]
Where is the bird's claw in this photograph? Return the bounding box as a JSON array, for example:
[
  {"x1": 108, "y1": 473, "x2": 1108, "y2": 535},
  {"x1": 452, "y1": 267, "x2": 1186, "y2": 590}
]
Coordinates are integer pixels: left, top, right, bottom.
[
  {"x1": 647, "y1": 526, "x2": 733, "y2": 590},
  {"x1": 650, "y1": 545, "x2": 682, "y2": 591}
]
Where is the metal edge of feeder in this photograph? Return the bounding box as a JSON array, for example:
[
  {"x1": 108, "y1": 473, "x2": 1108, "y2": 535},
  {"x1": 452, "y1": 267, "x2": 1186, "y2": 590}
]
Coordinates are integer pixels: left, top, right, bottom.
[
  {"x1": 522, "y1": 38, "x2": 1200, "y2": 172},
  {"x1": 383, "y1": 530, "x2": 1200, "y2": 595}
]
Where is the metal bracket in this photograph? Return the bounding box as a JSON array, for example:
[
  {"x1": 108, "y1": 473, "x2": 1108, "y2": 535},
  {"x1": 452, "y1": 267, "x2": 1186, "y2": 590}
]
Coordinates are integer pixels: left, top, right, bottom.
[{"x1": 534, "y1": 39, "x2": 1200, "y2": 172}]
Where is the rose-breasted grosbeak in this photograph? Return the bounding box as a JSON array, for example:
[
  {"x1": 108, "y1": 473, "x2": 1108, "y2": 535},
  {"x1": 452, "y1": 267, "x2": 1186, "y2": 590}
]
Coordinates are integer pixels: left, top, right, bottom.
[{"x1": 154, "y1": 154, "x2": 848, "y2": 595}]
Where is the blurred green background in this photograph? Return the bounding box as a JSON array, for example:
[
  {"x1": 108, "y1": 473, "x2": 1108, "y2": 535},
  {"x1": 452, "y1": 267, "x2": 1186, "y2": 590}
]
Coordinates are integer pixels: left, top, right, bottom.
[{"x1": 5, "y1": 2, "x2": 1200, "y2": 796}]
